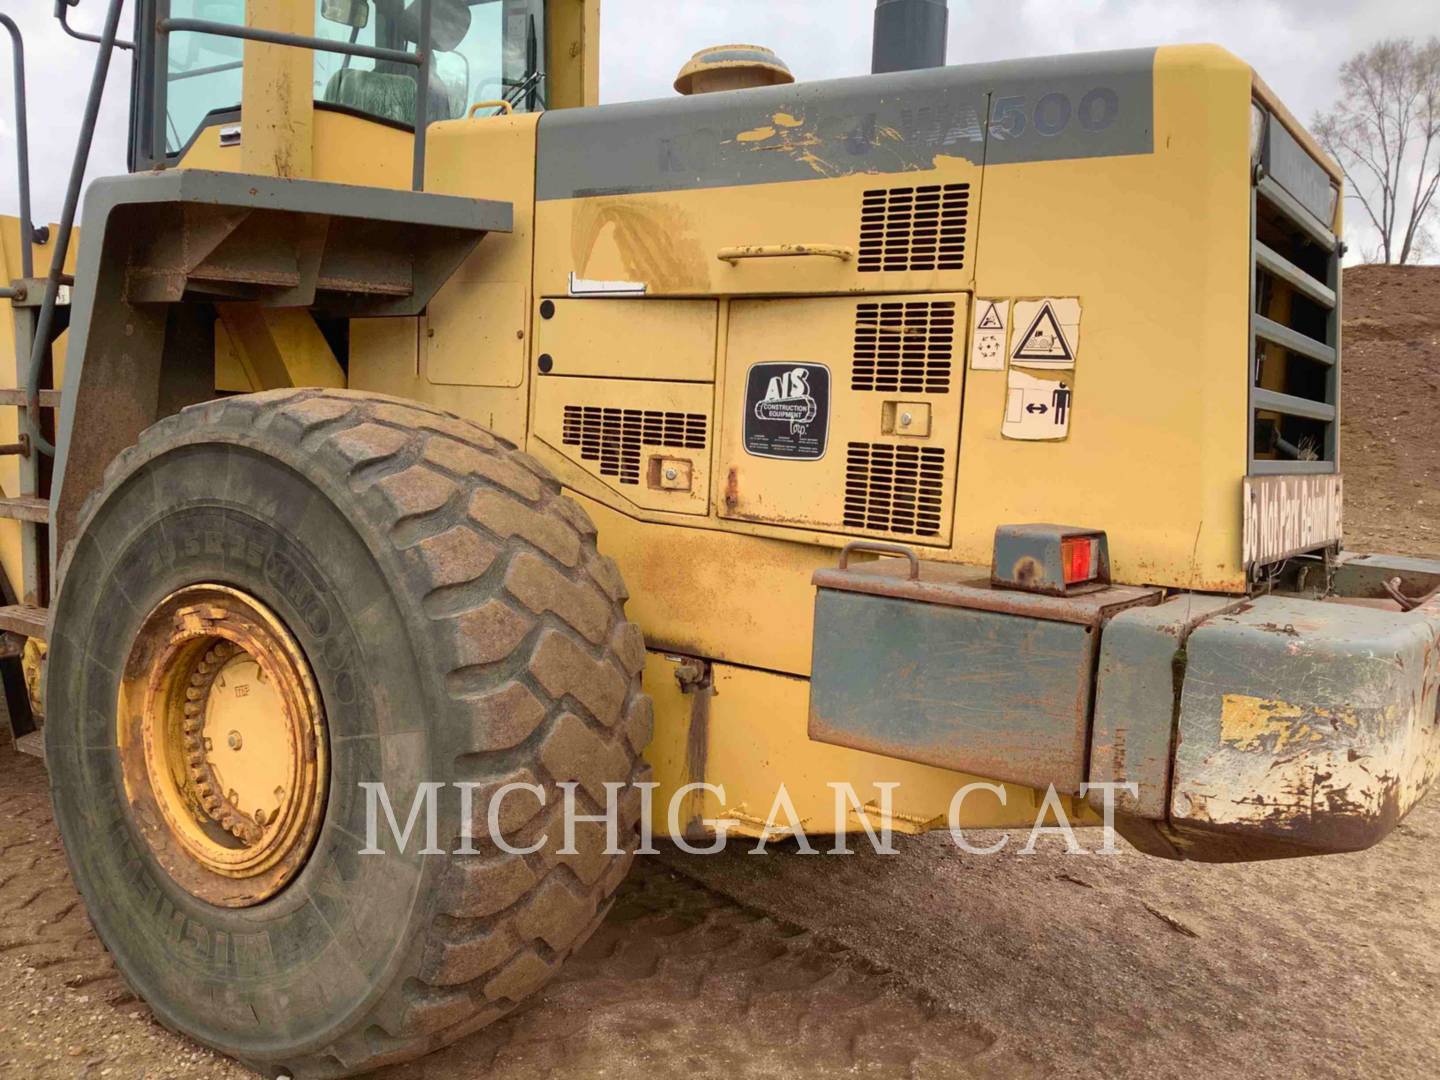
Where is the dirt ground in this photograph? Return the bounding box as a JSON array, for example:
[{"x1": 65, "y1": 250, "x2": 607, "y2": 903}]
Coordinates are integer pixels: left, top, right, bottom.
[
  {"x1": 2, "y1": 264, "x2": 1438, "y2": 1079},
  {"x1": 1337, "y1": 265, "x2": 1440, "y2": 558}
]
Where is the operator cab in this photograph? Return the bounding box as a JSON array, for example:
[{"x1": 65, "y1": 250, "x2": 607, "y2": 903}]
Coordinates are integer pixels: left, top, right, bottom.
[{"x1": 131, "y1": 0, "x2": 548, "y2": 169}]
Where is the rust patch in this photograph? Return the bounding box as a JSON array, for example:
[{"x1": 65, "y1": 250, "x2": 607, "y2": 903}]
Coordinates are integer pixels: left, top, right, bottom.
[{"x1": 1011, "y1": 556, "x2": 1042, "y2": 588}]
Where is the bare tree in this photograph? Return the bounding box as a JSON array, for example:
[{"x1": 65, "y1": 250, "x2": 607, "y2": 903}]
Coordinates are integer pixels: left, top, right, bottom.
[{"x1": 1313, "y1": 37, "x2": 1440, "y2": 265}]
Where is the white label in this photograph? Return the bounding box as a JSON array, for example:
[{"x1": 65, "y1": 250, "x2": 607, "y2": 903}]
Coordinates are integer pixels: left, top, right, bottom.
[
  {"x1": 567, "y1": 271, "x2": 647, "y2": 296},
  {"x1": 1002, "y1": 368, "x2": 1073, "y2": 440},
  {"x1": 1242, "y1": 474, "x2": 1343, "y2": 567},
  {"x1": 1011, "y1": 297, "x2": 1081, "y2": 369},
  {"x1": 970, "y1": 298, "x2": 1009, "y2": 371}
]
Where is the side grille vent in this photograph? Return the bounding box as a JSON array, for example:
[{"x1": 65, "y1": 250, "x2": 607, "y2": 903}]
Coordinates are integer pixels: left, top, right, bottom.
[
  {"x1": 858, "y1": 183, "x2": 969, "y2": 273},
  {"x1": 852, "y1": 300, "x2": 956, "y2": 393},
  {"x1": 844, "y1": 443, "x2": 946, "y2": 537},
  {"x1": 562, "y1": 406, "x2": 706, "y2": 485}
]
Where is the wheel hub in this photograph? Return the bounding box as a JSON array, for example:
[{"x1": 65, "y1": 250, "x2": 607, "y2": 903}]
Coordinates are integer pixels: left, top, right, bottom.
[{"x1": 118, "y1": 585, "x2": 327, "y2": 907}]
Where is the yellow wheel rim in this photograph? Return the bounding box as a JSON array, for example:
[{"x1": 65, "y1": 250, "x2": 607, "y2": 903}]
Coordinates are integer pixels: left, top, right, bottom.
[{"x1": 118, "y1": 585, "x2": 328, "y2": 907}]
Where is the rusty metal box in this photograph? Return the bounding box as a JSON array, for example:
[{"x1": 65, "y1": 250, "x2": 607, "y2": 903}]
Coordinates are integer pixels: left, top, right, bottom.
[{"x1": 808, "y1": 557, "x2": 1158, "y2": 793}]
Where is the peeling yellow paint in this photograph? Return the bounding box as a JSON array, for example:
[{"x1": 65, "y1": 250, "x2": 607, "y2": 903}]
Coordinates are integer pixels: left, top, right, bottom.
[
  {"x1": 737, "y1": 126, "x2": 777, "y2": 143},
  {"x1": 772, "y1": 112, "x2": 804, "y2": 128},
  {"x1": 1219, "y1": 693, "x2": 1356, "y2": 752}
]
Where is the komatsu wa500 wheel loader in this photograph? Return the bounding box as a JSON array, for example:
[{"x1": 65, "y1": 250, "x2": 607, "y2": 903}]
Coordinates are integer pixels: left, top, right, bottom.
[{"x1": 1, "y1": 1, "x2": 1437, "y2": 1075}]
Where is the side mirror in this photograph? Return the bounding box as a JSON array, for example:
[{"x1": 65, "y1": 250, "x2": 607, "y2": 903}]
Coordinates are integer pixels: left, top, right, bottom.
[{"x1": 321, "y1": 0, "x2": 371, "y2": 30}]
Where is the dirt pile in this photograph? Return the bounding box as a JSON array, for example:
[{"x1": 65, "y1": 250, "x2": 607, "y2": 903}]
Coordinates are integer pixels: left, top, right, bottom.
[{"x1": 1340, "y1": 264, "x2": 1440, "y2": 555}]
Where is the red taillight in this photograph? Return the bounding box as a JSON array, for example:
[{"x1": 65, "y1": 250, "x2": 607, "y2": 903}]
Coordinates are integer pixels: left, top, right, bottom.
[{"x1": 1062, "y1": 536, "x2": 1094, "y2": 584}]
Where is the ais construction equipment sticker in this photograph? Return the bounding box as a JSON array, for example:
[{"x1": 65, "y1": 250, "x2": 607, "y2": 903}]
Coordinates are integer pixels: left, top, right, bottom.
[{"x1": 743, "y1": 363, "x2": 830, "y2": 460}]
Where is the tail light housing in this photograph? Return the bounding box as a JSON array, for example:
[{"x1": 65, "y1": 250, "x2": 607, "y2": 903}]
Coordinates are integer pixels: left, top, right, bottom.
[{"x1": 991, "y1": 524, "x2": 1110, "y2": 596}]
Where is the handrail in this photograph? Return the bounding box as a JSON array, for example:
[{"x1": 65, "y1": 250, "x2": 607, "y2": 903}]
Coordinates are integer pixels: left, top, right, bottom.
[
  {"x1": 0, "y1": 14, "x2": 35, "y2": 279},
  {"x1": 469, "y1": 99, "x2": 514, "y2": 117},
  {"x1": 717, "y1": 244, "x2": 854, "y2": 263},
  {"x1": 158, "y1": 17, "x2": 420, "y2": 68},
  {"x1": 25, "y1": 0, "x2": 128, "y2": 458}
]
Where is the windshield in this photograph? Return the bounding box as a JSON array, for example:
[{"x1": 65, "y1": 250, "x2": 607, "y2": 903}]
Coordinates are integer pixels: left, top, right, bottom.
[{"x1": 158, "y1": 0, "x2": 546, "y2": 157}]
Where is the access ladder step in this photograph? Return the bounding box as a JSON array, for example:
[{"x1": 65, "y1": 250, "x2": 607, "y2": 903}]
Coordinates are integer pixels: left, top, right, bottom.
[
  {"x1": 0, "y1": 389, "x2": 60, "y2": 408},
  {"x1": 12, "y1": 731, "x2": 44, "y2": 762},
  {"x1": 0, "y1": 604, "x2": 48, "y2": 640},
  {"x1": 0, "y1": 497, "x2": 49, "y2": 523}
]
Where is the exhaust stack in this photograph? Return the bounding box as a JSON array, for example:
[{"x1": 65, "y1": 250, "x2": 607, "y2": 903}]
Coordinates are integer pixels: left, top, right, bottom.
[{"x1": 871, "y1": 0, "x2": 948, "y2": 74}]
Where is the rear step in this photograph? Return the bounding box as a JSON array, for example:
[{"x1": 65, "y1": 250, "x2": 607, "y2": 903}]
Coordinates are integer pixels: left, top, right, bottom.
[
  {"x1": 12, "y1": 730, "x2": 44, "y2": 761},
  {"x1": 0, "y1": 389, "x2": 60, "y2": 407},
  {"x1": 0, "y1": 604, "x2": 47, "y2": 639},
  {"x1": 0, "y1": 496, "x2": 48, "y2": 523}
]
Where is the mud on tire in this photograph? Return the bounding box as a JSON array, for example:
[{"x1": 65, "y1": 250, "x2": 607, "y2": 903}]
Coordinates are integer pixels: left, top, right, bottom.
[{"x1": 44, "y1": 389, "x2": 653, "y2": 1077}]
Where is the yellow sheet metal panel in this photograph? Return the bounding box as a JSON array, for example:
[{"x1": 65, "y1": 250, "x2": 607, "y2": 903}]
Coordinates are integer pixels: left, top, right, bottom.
[
  {"x1": 534, "y1": 299, "x2": 718, "y2": 382},
  {"x1": 426, "y1": 282, "x2": 528, "y2": 387},
  {"x1": 534, "y1": 376, "x2": 713, "y2": 516},
  {"x1": 347, "y1": 114, "x2": 539, "y2": 443},
  {"x1": 575, "y1": 492, "x2": 824, "y2": 675},
  {"x1": 720, "y1": 294, "x2": 966, "y2": 544},
  {"x1": 420, "y1": 114, "x2": 541, "y2": 391},
  {"x1": 639, "y1": 652, "x2": 693, "y2": 836},
  {"x1": 951, "y1": 45, "x2": 1253, "y2": 592},
  {"x1": 534, "y1": 168, "x2": 980, "y2": 298},
  {"x1": 531, "y1": 47, "x2": 1258, "y2": 592},
  {"x1": 180, "y1": 109, "x2": 412, "y2": 190}
]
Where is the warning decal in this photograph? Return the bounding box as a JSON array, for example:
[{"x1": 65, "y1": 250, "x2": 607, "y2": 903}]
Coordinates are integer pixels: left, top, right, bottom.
[
  {"x1": 742, "y1": 362, "x2": 831, "y2": 460},
  {"x1": 970, "y1": 299, "x2": 1009, "y2": 371},
  {"x1": 1010, "y1": 298, "x2": 1081, "y2": 369},
  {"x1": 1002, "y1": 367, "x2": 1072, "y2": 440}
]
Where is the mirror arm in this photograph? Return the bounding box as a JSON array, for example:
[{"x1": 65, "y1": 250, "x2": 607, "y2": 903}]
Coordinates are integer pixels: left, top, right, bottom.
[{"x1": 54, "y1": 0, "x2": 135, "y2": 51}]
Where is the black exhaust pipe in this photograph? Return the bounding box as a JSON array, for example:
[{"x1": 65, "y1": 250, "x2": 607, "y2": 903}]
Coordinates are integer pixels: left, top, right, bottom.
[{"x1": 871, "y1": 0, "x2": 948, "y2": 74}]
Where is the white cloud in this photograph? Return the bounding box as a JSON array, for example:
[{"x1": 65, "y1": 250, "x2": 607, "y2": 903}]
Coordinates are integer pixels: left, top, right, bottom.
[
  {"x1": 0, "y1": 0, "x2": 1434, "y2": 259},
  {"x1": 0, "y1": 0, "x2": 133, "y2": 228}
]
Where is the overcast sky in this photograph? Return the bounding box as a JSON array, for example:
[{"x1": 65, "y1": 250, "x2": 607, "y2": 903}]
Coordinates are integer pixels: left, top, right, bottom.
[{"x1": 0, "y1": 0, "x2": 1435, "y2": 258}]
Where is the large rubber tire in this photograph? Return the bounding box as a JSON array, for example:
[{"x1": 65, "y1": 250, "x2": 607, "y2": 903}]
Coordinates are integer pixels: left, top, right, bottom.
[{"x1": 45, "y1": 389, "x2": 653, "y2": 1077}]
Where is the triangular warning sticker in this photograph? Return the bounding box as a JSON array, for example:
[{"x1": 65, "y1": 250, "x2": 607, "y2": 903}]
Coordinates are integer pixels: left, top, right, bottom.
[
  {"x1": 977, "y1": 301, "x2": 1005, "y2": 330},
  {"x1": 1012, "y1": 303, "x2": 1073, "y2": 363}
]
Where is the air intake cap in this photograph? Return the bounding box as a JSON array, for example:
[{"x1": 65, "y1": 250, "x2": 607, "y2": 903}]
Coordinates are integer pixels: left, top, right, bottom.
[{"x1": 674, "y1": 44, "x2": 795, "y2": 96}]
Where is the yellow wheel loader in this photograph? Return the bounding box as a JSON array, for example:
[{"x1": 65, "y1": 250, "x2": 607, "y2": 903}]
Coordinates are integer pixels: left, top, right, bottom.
[{"x1": 0, "y1": 1, "x2": 1437, "y2": 1075}]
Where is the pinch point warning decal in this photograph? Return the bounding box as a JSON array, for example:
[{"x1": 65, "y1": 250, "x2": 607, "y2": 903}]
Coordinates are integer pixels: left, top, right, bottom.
[
  {"x1": 1010, "y1": 298, "x2": 1081, "y2": 369},
  {"x1": 742, "y1": 362, "x2": 830, "y2": 460}
]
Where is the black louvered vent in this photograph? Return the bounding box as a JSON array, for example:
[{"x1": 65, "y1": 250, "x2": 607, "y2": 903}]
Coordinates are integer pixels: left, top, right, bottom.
[
  {"x1": 852, "y1": 300, "x2": 956, "y2": 393},
  {"x1": 844, "y1": 443, "x2": 946, "y2": 537},
  {"x1": 561, "y1": 406, "x2": 706, "y2": 485},
  {"x1": 857, "y1": 183, "x2": 969, "y2": 273}
]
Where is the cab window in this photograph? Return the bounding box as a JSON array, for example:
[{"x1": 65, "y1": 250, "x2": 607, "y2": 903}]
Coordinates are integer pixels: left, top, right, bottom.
[{"x1": 153, "y1": 0, "x2": 547, "y2": 159}]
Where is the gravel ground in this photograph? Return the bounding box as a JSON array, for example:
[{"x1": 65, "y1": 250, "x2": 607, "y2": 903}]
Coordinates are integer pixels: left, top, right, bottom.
[{"x1": 4, "y1": 734, "x2": 1440, "y2": 1080}]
